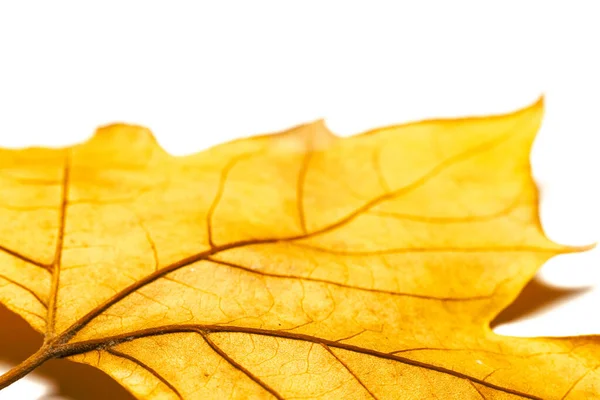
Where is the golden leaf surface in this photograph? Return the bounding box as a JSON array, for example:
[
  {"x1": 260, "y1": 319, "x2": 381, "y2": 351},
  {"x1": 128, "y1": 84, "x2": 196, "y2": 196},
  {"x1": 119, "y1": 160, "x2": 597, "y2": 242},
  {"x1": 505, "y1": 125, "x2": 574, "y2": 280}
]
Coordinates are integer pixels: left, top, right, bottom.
[{"x1": 0, "y1": 99, "x2": 598, "y2": 399}]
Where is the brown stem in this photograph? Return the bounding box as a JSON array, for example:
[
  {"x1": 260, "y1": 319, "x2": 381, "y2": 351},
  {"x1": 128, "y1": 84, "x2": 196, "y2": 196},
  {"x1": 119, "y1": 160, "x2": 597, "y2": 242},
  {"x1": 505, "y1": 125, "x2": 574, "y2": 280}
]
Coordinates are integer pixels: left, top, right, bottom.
[{"x1": 0, "y1": 346, "x2": 54, "y2": 390}]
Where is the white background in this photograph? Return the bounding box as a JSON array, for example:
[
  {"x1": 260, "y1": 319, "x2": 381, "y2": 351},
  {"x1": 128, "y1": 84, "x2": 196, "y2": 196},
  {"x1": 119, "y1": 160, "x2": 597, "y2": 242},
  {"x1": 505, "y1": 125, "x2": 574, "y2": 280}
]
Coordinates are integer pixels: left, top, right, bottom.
[{"x1": 0, "y1": 1, "x2": 599, "y2": 399}]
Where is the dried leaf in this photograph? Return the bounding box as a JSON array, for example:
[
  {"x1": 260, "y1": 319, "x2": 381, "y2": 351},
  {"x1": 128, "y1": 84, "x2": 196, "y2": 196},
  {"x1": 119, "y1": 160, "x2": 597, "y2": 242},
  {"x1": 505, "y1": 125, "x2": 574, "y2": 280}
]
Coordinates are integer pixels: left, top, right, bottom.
[{"x1": 0, "y1": 99, "x2": 597, "y2": 399}]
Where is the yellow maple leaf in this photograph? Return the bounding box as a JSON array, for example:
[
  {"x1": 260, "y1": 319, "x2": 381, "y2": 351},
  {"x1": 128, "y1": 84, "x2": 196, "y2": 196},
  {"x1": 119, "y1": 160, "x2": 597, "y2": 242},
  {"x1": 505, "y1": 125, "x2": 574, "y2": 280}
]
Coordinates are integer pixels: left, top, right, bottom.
[{"x1": 0, "y1": 99, "x2": 597, "y2": 399}]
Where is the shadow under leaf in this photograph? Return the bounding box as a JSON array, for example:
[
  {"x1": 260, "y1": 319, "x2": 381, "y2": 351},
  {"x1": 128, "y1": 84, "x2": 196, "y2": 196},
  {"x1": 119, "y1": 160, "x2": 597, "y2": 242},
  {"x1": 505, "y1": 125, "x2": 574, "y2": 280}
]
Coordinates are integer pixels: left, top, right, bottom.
[{"x1": 491, "y1": 277, "x2": 590, "y2": 328}]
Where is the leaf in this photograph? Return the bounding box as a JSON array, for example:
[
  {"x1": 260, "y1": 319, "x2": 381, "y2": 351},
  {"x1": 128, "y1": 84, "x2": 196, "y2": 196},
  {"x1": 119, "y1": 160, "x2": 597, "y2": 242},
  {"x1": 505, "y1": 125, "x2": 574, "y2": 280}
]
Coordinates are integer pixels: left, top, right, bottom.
[{"x1": 0, "y1": 99, "x2": 597, "y2": 399}]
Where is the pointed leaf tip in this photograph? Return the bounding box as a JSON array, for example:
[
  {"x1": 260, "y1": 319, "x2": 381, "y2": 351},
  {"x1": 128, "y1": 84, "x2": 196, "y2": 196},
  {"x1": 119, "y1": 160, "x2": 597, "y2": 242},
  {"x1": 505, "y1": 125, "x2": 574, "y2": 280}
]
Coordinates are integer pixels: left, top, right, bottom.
[
  {"x1": 529, "y1": 95, "x2": 544, "y2": 114},
  {"x1": 563, "y1": 242, "x2": 597, "y2": 254}
]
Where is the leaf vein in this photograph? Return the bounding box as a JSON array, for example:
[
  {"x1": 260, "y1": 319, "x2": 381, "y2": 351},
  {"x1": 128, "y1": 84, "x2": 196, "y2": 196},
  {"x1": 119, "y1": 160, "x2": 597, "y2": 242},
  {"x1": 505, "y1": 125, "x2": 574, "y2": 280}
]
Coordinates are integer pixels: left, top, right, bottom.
[
  {"x1": 469, "y1": 381, "x2": 487, "y2": 399},
  {"x1": 321, "y1": 343, "x2": 378, "y2": 399},
  {"x1": 57, "y1": 324, "x2": 542, "y2": 400},
  {"x1": 560, "y1": 365, "x2": 598, "y2": 400},
  {"x1": 296, "y1": 135, "x2": 313, "y2": 234},
  {"x1": 0, "y1": 273, "x2": 47, "y2": 307},
  {"x1": 299, "y1": 122, "x2": 516, "y2": 240},
  {"x1": 201, "y1": 331, "x2": 283, "y2": 400},
  {"x1": 105, "y1": 348, "x2": 183, "y2": 399},
  {"x1": 45, "y1": 153, "x2": 71, "y2": 341},
  {"x1": 291, "y1": 242, "x2": 566, "y2": 256},
  {"x1": 367, "y1": 183, "x2": 525, "y2": 224},
  {"x1": 208, "y1": 257, "x2": 490, "y2": 301},
  {"x1": 0, "y1": 244, "x2": 51, "y2": 272},
  {"x1": 206, "y1": 153, "x2": 255, "y2": 248}
]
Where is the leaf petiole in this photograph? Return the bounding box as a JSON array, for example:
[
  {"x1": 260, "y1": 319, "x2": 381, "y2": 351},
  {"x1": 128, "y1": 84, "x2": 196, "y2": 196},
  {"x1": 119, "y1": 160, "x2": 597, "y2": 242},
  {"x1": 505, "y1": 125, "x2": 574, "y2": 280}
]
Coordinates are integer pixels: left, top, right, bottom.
[{"x1": 0, "y1": 345, "x2": 55, "y2": 390}]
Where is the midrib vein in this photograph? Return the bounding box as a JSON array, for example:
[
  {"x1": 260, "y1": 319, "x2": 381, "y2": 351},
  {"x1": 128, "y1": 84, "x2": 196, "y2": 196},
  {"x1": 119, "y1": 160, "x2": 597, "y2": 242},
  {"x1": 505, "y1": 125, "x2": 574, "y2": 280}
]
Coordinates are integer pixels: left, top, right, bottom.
[
  {"x1": 56, "y1": 324, "x2": 542, "y2": 400},
  {"x1": 45, "y1": 153, "x2": 71, "y2": 341}
]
